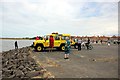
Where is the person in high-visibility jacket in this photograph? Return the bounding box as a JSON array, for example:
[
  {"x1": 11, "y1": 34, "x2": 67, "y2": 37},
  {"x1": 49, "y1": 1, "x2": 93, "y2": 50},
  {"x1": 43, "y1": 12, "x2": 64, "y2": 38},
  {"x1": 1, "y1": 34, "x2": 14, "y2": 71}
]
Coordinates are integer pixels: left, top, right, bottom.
[
  {"x1": 49, "y1": 35, "x2": 54, "y2": 52},
  {"x1": 36, "y1": 36, "x2": 39, "y2": 40}
]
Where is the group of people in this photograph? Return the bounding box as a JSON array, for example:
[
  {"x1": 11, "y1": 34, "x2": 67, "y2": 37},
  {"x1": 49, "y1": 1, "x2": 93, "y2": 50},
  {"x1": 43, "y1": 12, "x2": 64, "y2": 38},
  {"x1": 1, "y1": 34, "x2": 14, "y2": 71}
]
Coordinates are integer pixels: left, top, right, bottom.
[
  {"x1": 77, "y1": 38, "x2": 90, "y2": 51},
  {"x1": 14, "y1": 36, "x2": 90, "y2": 60},
  {"x1": 64, "y1": 38, "x2": 91, "y2": 59}
]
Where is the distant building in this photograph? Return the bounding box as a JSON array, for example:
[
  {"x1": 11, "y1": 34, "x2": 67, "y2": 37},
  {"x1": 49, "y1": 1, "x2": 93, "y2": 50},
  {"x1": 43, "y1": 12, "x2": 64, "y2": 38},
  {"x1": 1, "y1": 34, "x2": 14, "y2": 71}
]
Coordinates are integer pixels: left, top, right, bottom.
[{"x1": 71, "y1": 35, "x2": 119, "y2": 43}]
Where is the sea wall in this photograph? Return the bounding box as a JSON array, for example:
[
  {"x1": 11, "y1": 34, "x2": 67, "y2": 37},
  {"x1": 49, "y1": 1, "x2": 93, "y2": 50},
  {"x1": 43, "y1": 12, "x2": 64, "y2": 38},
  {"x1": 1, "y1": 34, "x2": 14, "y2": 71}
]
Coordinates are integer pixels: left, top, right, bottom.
[{"x1": 2, "y1": 46, "x2": 51, "y2": 79}]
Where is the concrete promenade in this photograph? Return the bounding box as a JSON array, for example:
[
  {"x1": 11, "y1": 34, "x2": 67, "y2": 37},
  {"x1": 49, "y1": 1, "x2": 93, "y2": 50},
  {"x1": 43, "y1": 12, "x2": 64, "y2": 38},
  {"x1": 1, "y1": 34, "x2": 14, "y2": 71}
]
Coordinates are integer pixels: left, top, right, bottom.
[{"x1": 31, "y1": 44, "x2": 118, "y2": 78}]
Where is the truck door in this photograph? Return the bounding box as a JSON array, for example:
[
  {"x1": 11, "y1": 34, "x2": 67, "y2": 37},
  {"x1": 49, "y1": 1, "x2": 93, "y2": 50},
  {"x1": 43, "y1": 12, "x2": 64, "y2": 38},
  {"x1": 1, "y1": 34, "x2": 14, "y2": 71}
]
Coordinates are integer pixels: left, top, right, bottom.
[
  {"x1": 44, "y1": 36, "x2": 49, "y2": 47},
  {"x1": 54, "y1": 36, "x2": 61, "y2": 47}
]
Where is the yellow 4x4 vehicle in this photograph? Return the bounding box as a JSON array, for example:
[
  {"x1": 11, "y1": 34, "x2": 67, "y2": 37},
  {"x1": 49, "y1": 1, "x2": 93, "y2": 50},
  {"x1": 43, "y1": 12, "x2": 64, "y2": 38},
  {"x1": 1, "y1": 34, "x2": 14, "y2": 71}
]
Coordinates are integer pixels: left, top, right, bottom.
[{"x1": 33, "y1": 33, "x2": 75, "y2": 51}]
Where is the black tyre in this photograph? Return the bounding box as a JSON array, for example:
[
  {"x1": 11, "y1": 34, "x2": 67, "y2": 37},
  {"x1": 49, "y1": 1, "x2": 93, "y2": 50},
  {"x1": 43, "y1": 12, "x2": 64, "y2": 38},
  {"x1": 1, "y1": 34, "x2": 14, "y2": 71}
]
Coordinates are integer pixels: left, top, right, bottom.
[
  {"x1": 36, "y1": 45, "x2": 43, "y2": 52},
  {"x1": 60, "y1": 45, "x2": 65, "y2": 51}
]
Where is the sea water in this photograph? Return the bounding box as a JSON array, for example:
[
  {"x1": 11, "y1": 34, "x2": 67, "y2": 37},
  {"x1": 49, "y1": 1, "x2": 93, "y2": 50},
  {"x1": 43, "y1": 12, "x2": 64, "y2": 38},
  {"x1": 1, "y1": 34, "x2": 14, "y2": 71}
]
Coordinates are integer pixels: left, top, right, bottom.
[{"x1": 0, "y1": 40, "x2": 34, "y2": 52}]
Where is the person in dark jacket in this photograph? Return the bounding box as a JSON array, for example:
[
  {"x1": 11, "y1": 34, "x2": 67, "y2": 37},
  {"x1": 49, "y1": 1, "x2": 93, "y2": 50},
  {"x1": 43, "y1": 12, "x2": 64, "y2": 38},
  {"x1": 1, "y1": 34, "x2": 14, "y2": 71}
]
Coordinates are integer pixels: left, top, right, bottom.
[
  {"x1": 15, "y1": 41, "x2": 18, "y2": 49},
  {"x1": 100, "y1": 40, "x2": 103, "y2": 44},
  {"x1": 78, "y1": 38, "x2": 82, "y2": 51},
  {"x1": 86, "y1": 38, "x2": 90, "y2": 50}
]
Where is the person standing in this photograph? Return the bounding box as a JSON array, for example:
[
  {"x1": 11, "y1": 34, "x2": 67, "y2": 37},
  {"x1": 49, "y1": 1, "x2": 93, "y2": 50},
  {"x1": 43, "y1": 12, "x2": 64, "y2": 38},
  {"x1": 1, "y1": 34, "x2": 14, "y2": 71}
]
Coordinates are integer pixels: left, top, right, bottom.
[
  {"x1": 96, "y1": 40, "x2": 98, "y2": 44},
  {"x1": 78, "y1": 38, "x2": 82, "y2": 51},
  {"x1": 49, "y1": 35, "x2": 54, "y2": 52},
  {"x1": 36, "y1": 36, "x2": 39, "y2": 40},
  {"x1": 86, "y1": 38, "x2": 90, "y2": 50},
  {"x1": 107, "y1": 39, "x2": 111, "y2": 47},
  {"x1": 64, "y1": 37, "x2": 71, "y2": 59},
  {"x1": 100, "y1": 40, "x2": 103, "y2": 44},
  {"x1": 15, "y1": 41, "x2": 18, "y2": 49}
]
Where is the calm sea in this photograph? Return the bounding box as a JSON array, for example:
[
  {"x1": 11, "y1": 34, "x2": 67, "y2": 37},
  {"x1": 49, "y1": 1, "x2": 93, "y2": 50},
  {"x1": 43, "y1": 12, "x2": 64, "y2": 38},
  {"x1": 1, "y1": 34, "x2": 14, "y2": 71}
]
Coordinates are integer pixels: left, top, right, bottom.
[{"x1": 0, "y1": 40, "x2": 34, "y2": 52}]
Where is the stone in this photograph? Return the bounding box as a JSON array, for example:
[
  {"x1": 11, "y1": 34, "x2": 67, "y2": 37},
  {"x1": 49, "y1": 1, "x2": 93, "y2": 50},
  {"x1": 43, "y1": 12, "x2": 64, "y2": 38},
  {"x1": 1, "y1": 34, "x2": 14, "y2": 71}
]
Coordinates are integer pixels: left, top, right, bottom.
[
  {"x1": 26, "y1": 71, "x2": 43, "y2": 77},
  {"x1": 22, "y1": 68, "x2": 28, "y2": 73},
  {"x1": 26, "y1": 67, "x2": 32, "y2": 71},
  {"x1": 14, "y1": 70, "x2": 24, "y2": 77},
  {"x1": 3, "y1": 70, "x2": 12, "y2": 77},
  {"x1": 2, "y1": 68, "x2": 8, "y2": 73},
  {"x1": 7, "y1": 65, "x2": 14, "y2": 70},
  {"x1": 2, "y1": 46, "x2": 46, "y2": 78},
  {"x1": 34, "y1": 66, "x2": 43, "y2": 71},
  {"x1": 8, "y1": 74, "x2": 15, "y2": 78},
  {"x1": 18, "y1": 65, "x2": 24, "y2": 70}
]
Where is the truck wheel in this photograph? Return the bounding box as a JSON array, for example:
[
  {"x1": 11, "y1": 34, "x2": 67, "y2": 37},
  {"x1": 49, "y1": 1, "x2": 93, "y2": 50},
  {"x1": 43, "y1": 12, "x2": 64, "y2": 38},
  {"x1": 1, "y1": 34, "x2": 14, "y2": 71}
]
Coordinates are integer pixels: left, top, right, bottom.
[
  {"x1": 36, "y1": 45, "x2": 43, "y2": 52},
  {"x1": 60, "y1": 45, "x2": 65, "y2": 51}
]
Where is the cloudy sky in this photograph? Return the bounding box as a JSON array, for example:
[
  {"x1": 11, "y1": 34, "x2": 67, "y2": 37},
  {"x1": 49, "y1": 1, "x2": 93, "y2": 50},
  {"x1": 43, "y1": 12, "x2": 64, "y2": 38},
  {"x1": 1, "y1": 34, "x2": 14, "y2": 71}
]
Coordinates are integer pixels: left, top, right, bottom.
[{"x1": 0, "y1": 0, "x2": 119, "y2": 38}]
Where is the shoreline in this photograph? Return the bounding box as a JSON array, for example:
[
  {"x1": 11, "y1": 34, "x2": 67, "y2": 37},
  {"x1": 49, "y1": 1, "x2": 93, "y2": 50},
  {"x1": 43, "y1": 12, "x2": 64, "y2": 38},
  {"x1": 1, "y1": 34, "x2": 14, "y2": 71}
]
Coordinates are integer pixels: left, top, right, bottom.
[
  {"x1": 1, "y1": 40, "x2": 34, "y2": 53},
  {"x1": 1, "y1": 46, "x2": 31, "y2": 53}
]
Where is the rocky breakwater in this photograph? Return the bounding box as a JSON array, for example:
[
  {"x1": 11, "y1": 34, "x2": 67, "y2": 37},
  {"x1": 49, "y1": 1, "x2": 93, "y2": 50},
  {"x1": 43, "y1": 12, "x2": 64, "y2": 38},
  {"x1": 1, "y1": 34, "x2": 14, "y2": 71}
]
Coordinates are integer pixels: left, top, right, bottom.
[{"x1": 2, "y1": 47, "x2": 53, "y2": 79}]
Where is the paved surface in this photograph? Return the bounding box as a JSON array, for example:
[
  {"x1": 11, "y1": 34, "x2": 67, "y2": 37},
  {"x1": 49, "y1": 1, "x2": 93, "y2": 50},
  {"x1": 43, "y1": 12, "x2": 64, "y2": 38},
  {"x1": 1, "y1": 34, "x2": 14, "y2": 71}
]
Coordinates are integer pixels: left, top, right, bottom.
[{"x1": 30, "y1": 44, "x2": 118, "y2": 78}]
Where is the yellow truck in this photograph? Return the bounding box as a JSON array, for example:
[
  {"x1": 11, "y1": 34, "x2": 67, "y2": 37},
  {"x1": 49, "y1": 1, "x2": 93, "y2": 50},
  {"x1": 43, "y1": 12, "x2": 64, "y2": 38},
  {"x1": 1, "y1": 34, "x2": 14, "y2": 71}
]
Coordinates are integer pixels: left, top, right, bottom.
[{"x1": 33, "y1": 33, "x2": 75, "y2": 51}]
